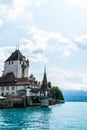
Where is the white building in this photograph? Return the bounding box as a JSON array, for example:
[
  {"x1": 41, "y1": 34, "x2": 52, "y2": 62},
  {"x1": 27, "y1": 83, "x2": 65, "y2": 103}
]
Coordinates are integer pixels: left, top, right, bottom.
[
  {"x1": 0, "y1": 49, "x2": 30, "y2": 96},
  {"x1": 0, "y1": 49, "x2": 49, "y2": 103}
]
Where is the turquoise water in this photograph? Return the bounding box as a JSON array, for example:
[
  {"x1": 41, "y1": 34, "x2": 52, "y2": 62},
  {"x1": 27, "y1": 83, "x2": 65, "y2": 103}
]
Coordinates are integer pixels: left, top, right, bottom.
[{"x1": 0, "y1": 102, "x2": 87, "y2": 130}]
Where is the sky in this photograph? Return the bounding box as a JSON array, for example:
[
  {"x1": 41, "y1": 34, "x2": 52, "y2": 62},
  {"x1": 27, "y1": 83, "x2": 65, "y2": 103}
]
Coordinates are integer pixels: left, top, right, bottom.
[{"x1": 0, "y1": 0, "x2": 87, "y2": 90}]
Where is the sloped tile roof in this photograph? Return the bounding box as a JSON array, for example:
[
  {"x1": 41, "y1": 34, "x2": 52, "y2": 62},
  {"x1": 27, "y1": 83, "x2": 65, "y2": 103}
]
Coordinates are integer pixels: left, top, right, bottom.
[
  {"x1": 0, "y1": 72, "x2": 31, "y2": 86},
  {"x1": 5, "y1": 50, "x2": 25, "y2": 62}
]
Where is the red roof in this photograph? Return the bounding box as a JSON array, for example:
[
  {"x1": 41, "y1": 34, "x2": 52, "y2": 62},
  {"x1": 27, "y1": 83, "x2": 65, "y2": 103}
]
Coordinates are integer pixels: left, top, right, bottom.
[{"x1": 0, "y1": 72, "x2": 31, "y2": 86}]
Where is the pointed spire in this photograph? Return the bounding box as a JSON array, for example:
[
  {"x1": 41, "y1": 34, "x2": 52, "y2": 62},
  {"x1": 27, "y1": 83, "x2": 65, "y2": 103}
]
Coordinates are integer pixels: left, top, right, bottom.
[
  {"x1": 15, "y1": 44, "x2": 19, "y2": 50},
  {"x1": 44, "y1": 64, "x2": 46, "y2": 73},
  {"x1": 41, "y1": 66, "x2": 48, "y2": 91},
  {"x1": 15, "y1": 45, "x2": 17, "y2": 50}
]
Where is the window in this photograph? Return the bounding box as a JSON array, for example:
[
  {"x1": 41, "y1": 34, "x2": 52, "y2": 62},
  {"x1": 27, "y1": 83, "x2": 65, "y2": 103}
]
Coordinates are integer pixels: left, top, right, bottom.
[
  {"x1": 6, "y1": 86, "x2": 9, "y2": 90},
  {"x1": 24, "y1": 86, "x2": 26, "y2": 89},
  {"x1": 1, "y1": 87, "x2": 4, "y2": 90},
  {"x1": 12, "y1": 92, "x2": 14, "y2": 96},
  {"x1": 20, "y1": 61, "x2": 21, "y2": 64},
  {"x1": 6, "y1": 92, "x2": 9, "y2": 96},
  {"x1": 11, "y1": 86, "x2": 15, "y2": 90}
]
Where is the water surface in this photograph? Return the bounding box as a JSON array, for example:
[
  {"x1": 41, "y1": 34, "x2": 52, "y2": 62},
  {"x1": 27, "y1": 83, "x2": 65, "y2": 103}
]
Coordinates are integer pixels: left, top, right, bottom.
[{"x1": 0, "y1": 102, "x2": 87, "y2": 130}]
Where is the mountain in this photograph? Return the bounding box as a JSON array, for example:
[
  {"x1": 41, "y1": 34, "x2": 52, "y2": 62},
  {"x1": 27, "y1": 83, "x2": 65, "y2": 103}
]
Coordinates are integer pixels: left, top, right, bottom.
[{"x1": 62, "y1": 90, "x2": 87, "y2": 102}]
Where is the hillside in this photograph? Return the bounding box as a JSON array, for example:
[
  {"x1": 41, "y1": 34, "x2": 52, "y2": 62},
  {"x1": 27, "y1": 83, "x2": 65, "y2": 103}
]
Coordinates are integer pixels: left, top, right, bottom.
[{"x1": 62, "y1": 90, "x2": 87, "y2": 102}]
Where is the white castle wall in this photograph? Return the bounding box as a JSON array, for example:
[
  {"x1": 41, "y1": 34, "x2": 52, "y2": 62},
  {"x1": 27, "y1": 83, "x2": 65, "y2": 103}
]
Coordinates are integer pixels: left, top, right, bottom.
[
  {"x1": 4, "y1": 61, "x2": 18, "y2": 78},
  {"x1": 4, "y1": 60, "x2": 29, "y2": 78},
  {"x1": 0, "y1": 85, "x2": 25, "y2": 96}
]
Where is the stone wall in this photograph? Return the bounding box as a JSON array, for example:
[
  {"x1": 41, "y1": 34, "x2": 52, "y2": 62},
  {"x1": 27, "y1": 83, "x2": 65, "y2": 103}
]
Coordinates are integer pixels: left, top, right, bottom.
[{"x1": 41, "y1": 97, "x2": 49, "y2": 107}]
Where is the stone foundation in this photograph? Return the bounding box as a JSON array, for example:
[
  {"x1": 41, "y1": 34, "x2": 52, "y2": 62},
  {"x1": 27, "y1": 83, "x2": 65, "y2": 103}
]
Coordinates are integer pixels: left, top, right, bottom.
[{"x1": 41, "y1": 97, "x2": 49, "y2": 107}]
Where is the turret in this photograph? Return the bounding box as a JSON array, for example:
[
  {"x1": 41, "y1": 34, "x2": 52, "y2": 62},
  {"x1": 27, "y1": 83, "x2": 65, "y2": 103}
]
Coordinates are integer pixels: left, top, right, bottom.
[
  {"x1": 41, "y1": 67, "x2": 49, "y2": 107},
  {"x1": 41, "y1": 67, "x2": 48, "y2": 96}
]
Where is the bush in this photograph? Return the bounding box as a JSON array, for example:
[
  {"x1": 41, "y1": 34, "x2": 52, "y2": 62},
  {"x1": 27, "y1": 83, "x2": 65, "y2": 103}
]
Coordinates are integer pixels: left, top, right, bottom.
[{"x1": 50, "y1": 86, "x2": 64, "y2": 101}]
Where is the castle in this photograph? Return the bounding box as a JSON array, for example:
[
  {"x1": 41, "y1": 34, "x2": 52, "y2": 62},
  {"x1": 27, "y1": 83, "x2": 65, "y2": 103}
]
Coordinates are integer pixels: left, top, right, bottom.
[
  {"x1": 0, "y1": 49, "x2": 49, "y2": 107},
  {"x1": 0, "y1": 49, "x2": 30, "y2": 96}
]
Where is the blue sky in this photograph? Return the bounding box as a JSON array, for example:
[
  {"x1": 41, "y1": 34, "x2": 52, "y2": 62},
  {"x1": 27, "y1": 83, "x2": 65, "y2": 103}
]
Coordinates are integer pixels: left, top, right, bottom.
[{"x1": 0, "y1": 0, "x2": 87, "y2": 90}]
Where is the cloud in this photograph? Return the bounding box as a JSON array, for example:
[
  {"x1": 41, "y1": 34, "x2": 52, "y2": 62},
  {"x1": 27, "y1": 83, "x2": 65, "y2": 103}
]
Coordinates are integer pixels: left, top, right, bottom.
[
  {"x1": 75, "y1": 34, "x2": 87, "y2": 45},
  {"x1": 72, "y1": 34, "x2": 87, "y2": 50},
  {"x1": 67, "y1": 0, "x2": 87, "y2": 24},
  {"x1": 0, "y1": 19, "x2": 3, "y2": 27},
  {"x1": 0, "y1": 0, "x2": 48, "y2": 22},
  {"x1": 0, "y1": 0, "x2": 33, "y2": 21},
  {"x1": 30, "y1": 53, "x2": 48, "y2": 63},
  {"x1": 6, "y1": 0, "x2": 28, "y2": 20},
  {"x1": 67, "y1": 0, "x2": 87, "y2": 10},
  {"x1": 48, "y1": 67, "x2": 87, "y2": 90},
  {"x1": 35, "y1": 0, "x2": 48, "y2": 7},
  {"x1": 67, "y1": 0, "x2": 87, "y2": 15},
  {"x1": 28, "y1": 26, "x2": 78, "y2": 56},
  {"x1": 32, "y1": 49, "x2": 44, "y2": 54}
]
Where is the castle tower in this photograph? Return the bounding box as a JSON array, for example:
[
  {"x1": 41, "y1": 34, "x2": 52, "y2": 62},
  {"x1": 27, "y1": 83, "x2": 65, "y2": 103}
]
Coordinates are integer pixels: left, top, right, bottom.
[
  {"x1": 41, "y1": 67, "x2": 49, "y2": 107},
  {"x1": 3, "y1": 49, "x2": 29, "y2": 78}
]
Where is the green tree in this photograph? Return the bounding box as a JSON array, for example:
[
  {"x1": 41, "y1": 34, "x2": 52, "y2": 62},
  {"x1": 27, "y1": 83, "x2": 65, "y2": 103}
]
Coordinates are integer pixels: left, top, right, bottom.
[
  {"x1": 48, "y1": 81, "x2": 52, "y2": 88},
  {"x1": 50, "y1": 86, "x2": 64, "y2": 101},
  {"x1": 29, "y1": 74, "x2": 36, "y2": 80}
]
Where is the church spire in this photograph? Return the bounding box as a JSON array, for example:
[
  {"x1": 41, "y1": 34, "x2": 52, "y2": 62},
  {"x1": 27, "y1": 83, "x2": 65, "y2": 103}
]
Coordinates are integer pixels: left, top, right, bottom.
[{"x1": 41, "y1": 66, "x2": 48, "y2": 91}]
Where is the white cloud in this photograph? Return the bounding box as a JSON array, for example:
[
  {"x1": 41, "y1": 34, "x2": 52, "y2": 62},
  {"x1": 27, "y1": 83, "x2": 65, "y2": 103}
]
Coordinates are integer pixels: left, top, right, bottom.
[
  {"x1": 30, "y1": 54, "x2": 47, "y2": 63},
  {"x1": 0, "y1": 0, "x2": 33, "y2": 21},
  {"x1": 67, "y1": 0, "x2": 87, "y2": 10},
  {"x1": 6, "y1": 0, "x2": 28, "y2": 20},
  {"x1": 75, "y1": 34, "x2": 87, "y2": 45},
  {"x1": 0, "y1": 0, "x2": 48, "y2": 22},
  {"x1": 28, "y1": 26, "x2": 78, "y2": 56},
  {"x1": 48, "y1": 67, "x2": 87, "y2": 90},
  {"x1": 71, "y1": 34, "x2": 87, "y2": 50},
  {"x1": 0, "y1": 19, "x2": 3, "y2": 27},
  {"x1": 36, "y1": 0, "x2": 48, "y2": 7}
]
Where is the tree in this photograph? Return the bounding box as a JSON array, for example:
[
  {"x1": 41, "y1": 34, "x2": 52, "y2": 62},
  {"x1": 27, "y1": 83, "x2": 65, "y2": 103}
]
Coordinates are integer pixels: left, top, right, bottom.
[
  {"x1": 48, "y1": 81, "x2": 52, "y2": 88},
  {"x1": 50, "y1": 86, "x2": 64, "y2": 101},
  {"x1": 29, "y1": 74, "x2": 36, "y2": 80}
]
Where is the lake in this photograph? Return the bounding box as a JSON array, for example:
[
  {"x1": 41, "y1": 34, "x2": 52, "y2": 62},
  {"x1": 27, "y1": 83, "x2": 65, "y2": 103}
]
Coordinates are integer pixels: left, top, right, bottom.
[{"x1": 0, "y1": 102, "x2": 87, "y2": 130}]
